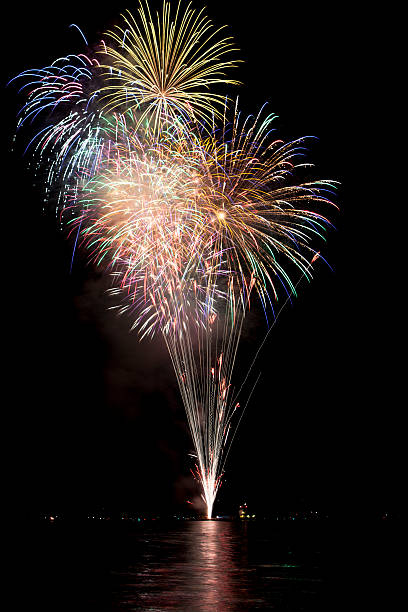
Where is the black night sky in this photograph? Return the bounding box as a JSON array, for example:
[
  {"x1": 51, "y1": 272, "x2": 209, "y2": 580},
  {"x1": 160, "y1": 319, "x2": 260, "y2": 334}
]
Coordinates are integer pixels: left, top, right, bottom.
[{"x1": 4, "y1": 2, "x2": 401, "y2": 521}]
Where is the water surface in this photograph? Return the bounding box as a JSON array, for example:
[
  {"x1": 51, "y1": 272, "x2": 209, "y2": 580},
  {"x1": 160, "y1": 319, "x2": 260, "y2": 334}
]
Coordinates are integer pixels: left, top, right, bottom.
[{"x1": 26, "y1": 519, "x2": 328, "y2": 611}]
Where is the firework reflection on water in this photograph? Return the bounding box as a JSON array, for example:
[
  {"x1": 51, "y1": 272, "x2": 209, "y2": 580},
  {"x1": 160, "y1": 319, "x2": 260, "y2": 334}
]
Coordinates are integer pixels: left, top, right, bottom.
[{"x1": 27, "y1": 519, "x2": 327, "y2": 610}]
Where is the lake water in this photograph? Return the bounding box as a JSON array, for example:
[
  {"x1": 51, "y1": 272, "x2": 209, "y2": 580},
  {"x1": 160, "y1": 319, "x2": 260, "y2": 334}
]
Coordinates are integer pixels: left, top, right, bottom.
[{"x1": 21, "y1": 519, "x2": 329, "y2": 611}]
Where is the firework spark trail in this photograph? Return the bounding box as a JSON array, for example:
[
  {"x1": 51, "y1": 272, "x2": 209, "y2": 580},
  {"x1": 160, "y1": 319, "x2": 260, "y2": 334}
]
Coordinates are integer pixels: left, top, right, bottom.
[{"x1": 10, "y1": 1, "x2": 338, "y2": 518}]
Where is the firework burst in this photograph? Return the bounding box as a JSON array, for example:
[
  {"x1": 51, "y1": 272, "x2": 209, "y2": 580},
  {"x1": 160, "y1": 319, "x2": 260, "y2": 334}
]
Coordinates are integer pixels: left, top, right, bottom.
[
  {"x1": 64, "y1": 104, "x2": 337, "y2": 516},
  {"x1": 10, "y1": 1, "x2": 338, "y2": 519},
  {"x1": 98, "y1": 0, "x2": 240, "y2": 128}
]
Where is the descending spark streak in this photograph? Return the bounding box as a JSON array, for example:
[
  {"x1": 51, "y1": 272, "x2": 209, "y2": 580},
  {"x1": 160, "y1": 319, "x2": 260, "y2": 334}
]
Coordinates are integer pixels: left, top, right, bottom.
[
  {"x1": 10, "y1": 1, "x2": 338, "y2": 519},
  {"x1": 69, "y1": 24, "x2": 89, "y2": 46}
]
